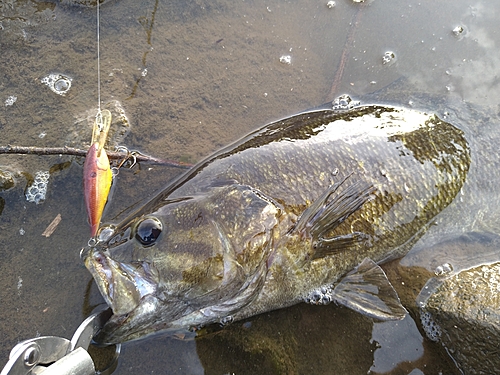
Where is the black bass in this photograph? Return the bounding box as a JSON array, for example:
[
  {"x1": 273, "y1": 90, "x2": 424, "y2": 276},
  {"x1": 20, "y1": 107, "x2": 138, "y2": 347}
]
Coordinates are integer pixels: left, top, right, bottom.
[{"x1": 82, "y1": 104, "x2": 470, "y2": 344}]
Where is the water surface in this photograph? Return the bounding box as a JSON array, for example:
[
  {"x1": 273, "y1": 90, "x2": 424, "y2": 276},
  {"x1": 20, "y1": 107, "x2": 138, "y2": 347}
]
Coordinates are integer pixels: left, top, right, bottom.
[{"x1": 1, "y1": 0, "x2": 498, "y2": 373}]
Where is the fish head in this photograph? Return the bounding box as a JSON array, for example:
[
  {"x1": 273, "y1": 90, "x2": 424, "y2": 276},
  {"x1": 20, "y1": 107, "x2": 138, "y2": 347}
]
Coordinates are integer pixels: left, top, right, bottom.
[{"x1": 83, "y1": 183, "x2": 281, "y2": 344}]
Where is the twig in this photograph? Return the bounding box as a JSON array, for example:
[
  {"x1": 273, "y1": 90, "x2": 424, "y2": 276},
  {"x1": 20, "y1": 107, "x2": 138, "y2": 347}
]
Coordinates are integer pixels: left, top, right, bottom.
[
  {"x1": 325, "y1": 3, "x2": 366, "y2": 102},
  {"x1": 0, "y1": 145, "x2": 192, "y2": 169},
  {"x1": 42, "y1": 214, "x2": 62, "y2": 237}
]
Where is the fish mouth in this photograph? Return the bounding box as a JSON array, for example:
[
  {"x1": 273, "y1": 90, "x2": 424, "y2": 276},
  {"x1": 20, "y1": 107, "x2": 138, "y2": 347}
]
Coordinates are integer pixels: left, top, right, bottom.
[{"x1": 83, "y1": 248, "x2": 157, "y2": 317}]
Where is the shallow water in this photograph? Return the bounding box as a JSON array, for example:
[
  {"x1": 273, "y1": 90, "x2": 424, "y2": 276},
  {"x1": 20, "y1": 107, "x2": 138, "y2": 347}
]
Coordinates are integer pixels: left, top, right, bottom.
[{"x1": 1, "y1": 0, "x2": 499, "y2": 373}]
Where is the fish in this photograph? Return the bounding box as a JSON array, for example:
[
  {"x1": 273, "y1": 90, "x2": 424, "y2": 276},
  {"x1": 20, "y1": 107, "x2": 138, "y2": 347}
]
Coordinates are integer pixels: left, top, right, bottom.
[{"x1": 82, "y1": 104, "x2": 471, "y2": 344}]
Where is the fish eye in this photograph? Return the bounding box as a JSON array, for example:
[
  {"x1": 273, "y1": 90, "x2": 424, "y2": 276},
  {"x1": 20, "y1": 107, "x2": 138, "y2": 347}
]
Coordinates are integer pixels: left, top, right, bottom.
[{"x1": 135, "y1": 217, "x2": 163, "y2": 246}]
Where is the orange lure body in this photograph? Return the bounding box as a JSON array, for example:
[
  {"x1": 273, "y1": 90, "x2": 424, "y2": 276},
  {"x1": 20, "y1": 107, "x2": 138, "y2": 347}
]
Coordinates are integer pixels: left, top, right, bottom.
[
  {"x1": 84, "y1": 109, "x2": 113, "y2": 237},
  {"x1": 84, "y1": 142, "x2": 112, "y2": 237}
]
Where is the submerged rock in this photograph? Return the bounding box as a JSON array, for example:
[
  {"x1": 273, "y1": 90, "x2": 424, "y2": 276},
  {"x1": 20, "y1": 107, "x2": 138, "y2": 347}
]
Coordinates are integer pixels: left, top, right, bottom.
[
  {"x1": 196, "y1": 303, "x2": 377, "y2": 375},
  {"x1": 66, "y1": 100, "x2": 131, "y2": 150},
  {"x1": 0, "y1": 0, "x2": 56, "y2": 40},
  {"x1": 0, "y1": 169, "x2": 15, "y2": 191},
  {"x1": 417, "y1": 261, "x2": 500, "y2": 374},
  {"x1": 384, "y1": 232, "x2": 500, "y2": 374}
]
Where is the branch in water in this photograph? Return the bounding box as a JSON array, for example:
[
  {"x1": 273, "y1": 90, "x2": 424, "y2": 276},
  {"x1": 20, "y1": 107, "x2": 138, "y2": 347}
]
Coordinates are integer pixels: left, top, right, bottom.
[
  {"x1": 0, "y1": 145, "x2": 192, "y2": 169},
  {"x1": 325, "y1": 3, "x2": 366, "y2": 102}
]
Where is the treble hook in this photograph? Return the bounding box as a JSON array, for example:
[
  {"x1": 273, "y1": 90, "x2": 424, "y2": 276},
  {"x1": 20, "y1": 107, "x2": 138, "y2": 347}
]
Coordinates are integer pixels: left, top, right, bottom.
[{"x1": 114, "y1": 146, "x2": 138, "y2": 169}]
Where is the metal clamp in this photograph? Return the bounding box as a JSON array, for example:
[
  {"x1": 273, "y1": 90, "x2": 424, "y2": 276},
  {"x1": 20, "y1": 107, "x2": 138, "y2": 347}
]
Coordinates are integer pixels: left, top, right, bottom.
[{"x1": 1, "y1": 310, "x2": 120, "y2": 375}]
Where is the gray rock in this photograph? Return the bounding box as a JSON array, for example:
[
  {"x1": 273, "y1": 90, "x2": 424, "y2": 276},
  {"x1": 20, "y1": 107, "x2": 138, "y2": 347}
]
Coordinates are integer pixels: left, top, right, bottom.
[{"x1": 418, "y1": 262, "x2": 500, "y2": 375}]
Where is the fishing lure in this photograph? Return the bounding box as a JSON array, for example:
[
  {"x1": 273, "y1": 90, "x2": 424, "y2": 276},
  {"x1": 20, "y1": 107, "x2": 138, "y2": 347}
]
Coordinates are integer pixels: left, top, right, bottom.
[{"x1": 83, "y1": 109, "x2": 113, "y2": 237}]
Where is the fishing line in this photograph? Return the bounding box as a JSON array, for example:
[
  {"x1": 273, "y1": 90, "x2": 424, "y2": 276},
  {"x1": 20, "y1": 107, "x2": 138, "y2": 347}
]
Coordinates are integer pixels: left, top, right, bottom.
[{"x1": 95, "y1": 0, "x2": 104, "y2": 130}]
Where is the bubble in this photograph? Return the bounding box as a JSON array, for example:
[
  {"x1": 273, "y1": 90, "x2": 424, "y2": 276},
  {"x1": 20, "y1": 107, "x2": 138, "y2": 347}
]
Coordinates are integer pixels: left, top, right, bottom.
[
  {"x1": 305, "y1": 285, "x2": 333, "y2": 305},
  {"x1": 382, "y1": 51, "x2": 396, "y2": 65},
  {"x1": 219, "y1": 315, "x2": 234, "y2": 326},
  {"x1": 5, "y1": 96, "x2": 17, "y2": 106},
  {"x1": 327, "y1": 1, "x2": 336, "y2": 8},
  {"x1": 452, "y1": 26, "x2": 463, "y2": 35},
  {"x1": 452, "y1": 25, "x2": 467, "y2": 40},
  {"x1": 98, "y1": 225, "x2": 115, "y2": 242},
  {"x1": 25, "y1": 170, "x2": 50, "y2": 204},
  {"x1": 420, "y1": 310, "x2": 441, "y2": 342},
  {"x1": 279, "y1": 55, "x2": 292, "y2": 65},
  {"x1": 54, "y1": 78, "x2": 70, "y2": 92},
  {"x1": 332, "y1": 94, "x2": 360, "y2": 110},
  {"x1": 41, "y1": 73, "x2": 72, "y2": 96},
  {"x1": 435, "y1": 263, "x2": 453, "y2": 276}
]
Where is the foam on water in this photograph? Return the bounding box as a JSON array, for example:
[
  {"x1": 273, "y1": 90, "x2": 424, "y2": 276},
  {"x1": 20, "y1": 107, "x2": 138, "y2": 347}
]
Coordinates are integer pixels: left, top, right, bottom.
[{"x1": 25, "y1": 171, "x2": 50, "y2": 204}]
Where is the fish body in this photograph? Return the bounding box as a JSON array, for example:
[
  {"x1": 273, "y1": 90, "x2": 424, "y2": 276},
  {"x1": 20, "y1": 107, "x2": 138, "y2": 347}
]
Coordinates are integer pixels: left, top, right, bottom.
[{"x1": 83, "y1": 104, "x2": 471, "y2": 343}]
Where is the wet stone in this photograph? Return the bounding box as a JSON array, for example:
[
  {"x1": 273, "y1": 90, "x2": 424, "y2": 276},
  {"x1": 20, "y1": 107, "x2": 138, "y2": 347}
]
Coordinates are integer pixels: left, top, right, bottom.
[
  {"x1": 0, "y1": 169, "x2": 15, "y2": 191},
  {"x1": 418, "y1": 262, "x2": 500, "y2": 374},
  {"x1": 196, "y1": 302, "x2": 376, "y2": 375},
  {"x1": 419, "y1": 310, "x2": 441, "y2": 342}
]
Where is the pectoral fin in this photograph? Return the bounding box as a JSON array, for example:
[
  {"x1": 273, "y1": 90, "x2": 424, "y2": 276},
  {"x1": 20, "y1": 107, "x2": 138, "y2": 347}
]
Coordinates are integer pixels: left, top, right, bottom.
[
  {"x1": 332, "y1": 258, "x2": 407, "y2": 320},
  {"x1": 292, "y1": 175, "x2": 376, "y2": 259}
]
